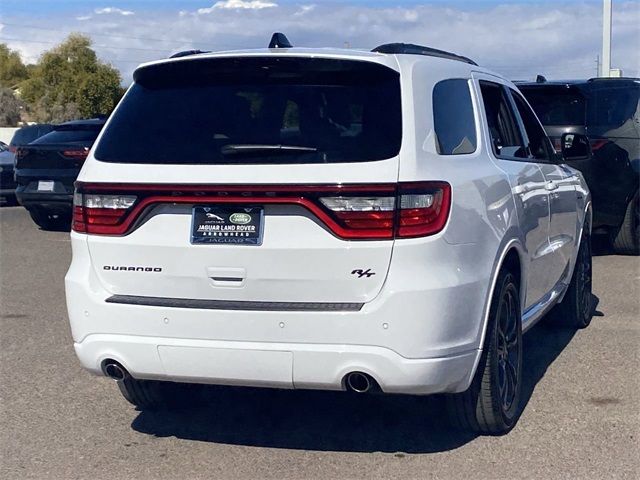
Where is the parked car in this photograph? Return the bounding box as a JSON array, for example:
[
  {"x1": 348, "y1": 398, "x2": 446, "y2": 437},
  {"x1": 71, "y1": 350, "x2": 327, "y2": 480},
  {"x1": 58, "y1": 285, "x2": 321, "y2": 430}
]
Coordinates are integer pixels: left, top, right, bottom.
[
  {"x1": 66, "y1": 36, "x2": 592, "y2": 435},
  {"x1": 15, "y1": 119, "x2": 105, "y2": 230},
  {"x1": 8, "y1": 123, "x2": 54, "y2": 153},
  {"x1": 0, "y1": 141, "x2": 17, "y2": 204},
  {"x1": 517, "y1": 77, "x2": 639, "y2": 254}
]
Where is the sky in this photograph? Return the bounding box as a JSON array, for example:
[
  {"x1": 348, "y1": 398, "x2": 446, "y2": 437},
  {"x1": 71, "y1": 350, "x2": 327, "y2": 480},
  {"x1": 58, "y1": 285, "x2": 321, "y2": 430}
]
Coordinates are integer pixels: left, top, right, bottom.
[{"x1": 0, "y1": 0, "x2": 638, "y2": 83}]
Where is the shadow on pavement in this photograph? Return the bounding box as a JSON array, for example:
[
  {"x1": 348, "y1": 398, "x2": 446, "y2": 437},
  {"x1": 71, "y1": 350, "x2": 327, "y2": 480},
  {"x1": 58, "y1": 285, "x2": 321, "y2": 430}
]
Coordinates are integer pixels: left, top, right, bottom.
[{"x1": 131, "y1": 294, "x2": 601, "y2": 453}]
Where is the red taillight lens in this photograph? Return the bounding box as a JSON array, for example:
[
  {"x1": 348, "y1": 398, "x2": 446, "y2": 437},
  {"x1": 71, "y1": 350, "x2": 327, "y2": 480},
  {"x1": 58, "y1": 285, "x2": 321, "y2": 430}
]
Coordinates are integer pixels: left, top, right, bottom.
[
  {"x1": 396, "y1": 182, "x2": 451, "y2": 238},
  {"x1": 72, "y1": 182, "x2": 451, "y2": 239},
  {"x1": 72, "y1": 192, "x2": 137, "y2": 234},
  {"x1": 589, "y1": 138, "x2": 608, "y2": 151},
  {"x1": 62, "y1": 148, "x2": 89, "y2": 160},
  {"x1": 9, "y1": 145, "x2": 17, "y2": 153},
  {"x1": 319, "y1": 196, "x2": 396, "y2": 238}
]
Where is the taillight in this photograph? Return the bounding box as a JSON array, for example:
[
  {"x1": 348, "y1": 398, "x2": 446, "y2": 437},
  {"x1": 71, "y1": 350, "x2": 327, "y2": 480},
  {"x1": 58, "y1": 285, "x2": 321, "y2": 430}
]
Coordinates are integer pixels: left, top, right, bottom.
[
  {"x1": 73, "y1": 192, "x2": 137, "y2": 234},
  {"x1": 589, "y1": 138, "x2": 608, "y2": 151},
  {"x1": 72, "y1": 182, "x2": 451, "y2": 239},
  {"x1": 319, "y1": 196, "x2": 395, "y2": 238},
  {"x1": 62, "y1": 148, "x2": 89, "y2": 160},
  {"x1": 396, "y1": 182, "x2": 451, "y2": 238},
  {"x1": 318, "y1": 182, "x2": 450, "y2": 239},
  {"x1": 8, "y1": 145, "x2": 17, "y2": 153}
]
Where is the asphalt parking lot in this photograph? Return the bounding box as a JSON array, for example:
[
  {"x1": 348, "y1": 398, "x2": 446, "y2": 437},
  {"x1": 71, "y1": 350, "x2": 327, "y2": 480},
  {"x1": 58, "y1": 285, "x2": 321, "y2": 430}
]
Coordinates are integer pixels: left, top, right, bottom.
[{"x1": 1, "y1": 205, "x2": 639, "y2": 480}]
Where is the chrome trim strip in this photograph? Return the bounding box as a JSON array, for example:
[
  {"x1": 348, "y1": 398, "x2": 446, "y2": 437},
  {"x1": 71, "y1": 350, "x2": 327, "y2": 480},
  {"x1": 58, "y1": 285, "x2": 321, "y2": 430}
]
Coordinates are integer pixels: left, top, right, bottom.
[{"x1": 106, "y1": 295, "x2": 364, "y2": 312}]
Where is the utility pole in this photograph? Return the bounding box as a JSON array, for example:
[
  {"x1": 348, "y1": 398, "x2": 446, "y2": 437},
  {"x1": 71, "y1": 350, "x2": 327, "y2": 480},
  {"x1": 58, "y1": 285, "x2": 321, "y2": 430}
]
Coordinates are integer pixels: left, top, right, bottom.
[
  {"x1": 601, "y1": 0, "x2": 612, "y2": 77},
  {"x1": 595, "y1": 55, "x2": 600, "y2": 77}
]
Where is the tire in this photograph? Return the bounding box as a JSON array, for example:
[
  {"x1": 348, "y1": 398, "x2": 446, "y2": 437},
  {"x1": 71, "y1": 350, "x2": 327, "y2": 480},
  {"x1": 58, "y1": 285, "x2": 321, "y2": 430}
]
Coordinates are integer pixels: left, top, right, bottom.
[
  {"x1": 117, "y1": 376, "x2": 202, "y2": 410},
  {"x1": 446, "y1": 270, "x2": 523, "y2": 435},
  {"x1": 612, "y1": 190, "x2": 639, "y2": 255},
  {"x1": 27, "y1": 207, "x2": 71, "y2": 231},
  {"x1": 547, "y1": 231, "x2": 593, "y2": 329}
]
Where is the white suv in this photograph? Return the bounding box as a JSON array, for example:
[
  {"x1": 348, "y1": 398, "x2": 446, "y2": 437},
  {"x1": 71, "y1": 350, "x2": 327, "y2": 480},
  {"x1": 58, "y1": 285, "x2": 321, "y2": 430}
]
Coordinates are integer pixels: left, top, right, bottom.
[{"x1": 65, "y1": 38, "x2": 592, "y2": 434}]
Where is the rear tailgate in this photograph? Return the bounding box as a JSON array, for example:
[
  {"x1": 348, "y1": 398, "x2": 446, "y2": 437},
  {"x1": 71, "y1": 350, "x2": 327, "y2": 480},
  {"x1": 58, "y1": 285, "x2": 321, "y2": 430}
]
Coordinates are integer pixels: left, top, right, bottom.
[{"x1": 79, "y1": 54, "x2": 405, "y2": 305}]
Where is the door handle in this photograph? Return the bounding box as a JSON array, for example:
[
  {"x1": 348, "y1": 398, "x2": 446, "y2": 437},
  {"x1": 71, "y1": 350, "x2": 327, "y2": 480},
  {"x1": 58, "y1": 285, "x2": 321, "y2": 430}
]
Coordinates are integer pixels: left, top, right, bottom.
[{"x1": 545, "y1": 181, "x2": 558, "y2": 191}]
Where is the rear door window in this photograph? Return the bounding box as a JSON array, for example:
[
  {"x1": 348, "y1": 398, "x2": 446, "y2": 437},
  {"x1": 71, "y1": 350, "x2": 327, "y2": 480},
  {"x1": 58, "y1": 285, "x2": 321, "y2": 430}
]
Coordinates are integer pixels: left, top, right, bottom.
[
  {"x1": 510, "y1": 89, "x2": 554, "y2": 161},
  {"x1": 519, "y1": 86, "x2": 586, "y2": 126},
  {"x1": 433, "y1": 79, "x2": 477, "y2": 155},
  {"x1": 95, "y1": 57, "x2": 402, "y2": 165},
  {"x1": 479, "y1": 81, "x2": 527, "y2": 159},
  {"x1": 587, "y1": 84, "x2": 640, "y2": 132}
]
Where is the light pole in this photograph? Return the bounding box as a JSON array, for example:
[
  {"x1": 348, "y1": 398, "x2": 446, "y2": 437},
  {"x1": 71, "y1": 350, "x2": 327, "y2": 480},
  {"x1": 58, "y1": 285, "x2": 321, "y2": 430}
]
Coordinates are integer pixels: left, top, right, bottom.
[{"x1": 601, "y1": 0, "x2": 612, "y2": 77}]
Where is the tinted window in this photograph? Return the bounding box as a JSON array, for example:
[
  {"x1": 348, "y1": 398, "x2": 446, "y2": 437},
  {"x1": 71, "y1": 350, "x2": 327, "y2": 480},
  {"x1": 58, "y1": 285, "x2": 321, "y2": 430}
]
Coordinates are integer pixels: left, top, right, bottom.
[
  {"x1": 95, "y1": 57, "x2": 402, "y2": 165},
  {"x1": 480, "y1": 81, "x2": 526, "y2": 158},
  {"x1": 32, "y1": 124, "x2": 102, "y2": 145},
  {"x1": 588, "y1": 84, "x2": 640, "y2": 131},
  {"x1": 10, "y1": 124, "x2": 54, "y2": 146},
  {"x1": 433, "y1": 79, "x2": 476, "y2": 155},
  {"x1": 511, "y1": 90, "x2": 553, "y2": 161},
  {"x1": 519, "y1": 86, "x2": 586, "y2": 126}
]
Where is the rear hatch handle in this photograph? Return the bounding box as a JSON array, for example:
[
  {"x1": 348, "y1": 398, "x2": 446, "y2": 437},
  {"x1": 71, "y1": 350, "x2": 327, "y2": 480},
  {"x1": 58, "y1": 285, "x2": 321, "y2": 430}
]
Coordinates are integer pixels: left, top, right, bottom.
[{"x1": 206, "y1": 267, "x2": 246, "y2": 287}]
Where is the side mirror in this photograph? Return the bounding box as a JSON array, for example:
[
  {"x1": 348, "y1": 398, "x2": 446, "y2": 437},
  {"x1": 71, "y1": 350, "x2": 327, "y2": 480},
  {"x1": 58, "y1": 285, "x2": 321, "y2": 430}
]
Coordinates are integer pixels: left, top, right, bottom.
[{"x1": 561, "y1": 133, "x2": 591, "y2": 162}]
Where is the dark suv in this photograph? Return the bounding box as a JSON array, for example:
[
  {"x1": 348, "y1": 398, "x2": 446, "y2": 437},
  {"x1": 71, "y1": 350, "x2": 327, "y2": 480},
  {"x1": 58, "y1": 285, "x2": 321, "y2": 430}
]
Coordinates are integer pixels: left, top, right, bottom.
[
  {"x1": 517, "y1": 77, "x2": 639, "y2": 254},
  {"x1": 15, "y1": 119, "x2": 105, "y2": 230}
]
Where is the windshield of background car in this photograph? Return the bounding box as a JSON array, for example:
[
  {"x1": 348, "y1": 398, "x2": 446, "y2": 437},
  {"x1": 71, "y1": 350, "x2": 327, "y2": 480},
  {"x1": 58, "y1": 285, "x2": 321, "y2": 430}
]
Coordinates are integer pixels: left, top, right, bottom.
[
  {"x1": 587, "y1": 83, "x2": 640, "y2": 133},
  {"x1": 10, "y1": 125, "x2": 54, "y2": 146},
  {"x1": 94, "y1": 56, "x2": 402, "y2": 164},
  {"x1": 519, "y1": 86, "x2": 586, "y2": 126},
  {"x1": 31, "y1": 124, "x2": 103, "y2": 145}
]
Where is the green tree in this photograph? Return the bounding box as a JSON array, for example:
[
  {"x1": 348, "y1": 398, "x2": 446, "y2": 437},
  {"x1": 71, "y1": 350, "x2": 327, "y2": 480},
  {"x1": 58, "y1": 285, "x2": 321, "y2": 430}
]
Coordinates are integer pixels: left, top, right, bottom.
[
  {"x1": 0, "y1": 87, "x2": 24, "y2": 126},
  {"x1": 20, "y1": 34, "x2": 123, "y2": 122},
  {"x1": 0, "y1": 44, "x2": 29, "y2": 88}
]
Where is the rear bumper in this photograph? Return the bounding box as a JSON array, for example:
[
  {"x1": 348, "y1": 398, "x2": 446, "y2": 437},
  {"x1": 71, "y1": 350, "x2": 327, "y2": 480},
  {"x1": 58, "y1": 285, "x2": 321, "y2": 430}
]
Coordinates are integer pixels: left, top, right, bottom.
[
  {"x1": 75, "y1": 334, "x2": 478, "y2": 395},
  {"x1": 15, "y1": 186, "x2": 72, "y2": 210},
  {"x1": 66, "y1": 231, "x2": 495, "y2": 395}
]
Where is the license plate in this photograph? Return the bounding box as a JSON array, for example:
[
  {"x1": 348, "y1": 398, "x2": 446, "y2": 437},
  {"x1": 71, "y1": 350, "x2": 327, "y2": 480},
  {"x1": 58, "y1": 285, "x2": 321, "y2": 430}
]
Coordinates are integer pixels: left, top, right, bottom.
[
  {"x1": 191, "y1": 206, "x2": 264, "y2": 245},
  {"x1": 37, "y1": 180, "x2": 55, "y2": 192}
]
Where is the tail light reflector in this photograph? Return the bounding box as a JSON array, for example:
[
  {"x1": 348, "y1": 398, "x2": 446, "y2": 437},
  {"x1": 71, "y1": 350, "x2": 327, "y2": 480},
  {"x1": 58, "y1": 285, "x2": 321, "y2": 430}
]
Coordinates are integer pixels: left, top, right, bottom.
[
  {"x1": 396, "y1": 182, "x2": 450, "y2": 238},
  {"x1": 73, "y1": 193, "x2": 137, "y2": 234},
  {"x1": 589, "y1": 139, "x2": 608, "y2": 151},
  {"x1": 72, "y1": 182, "x2": 451, "y2": 239},
  {"x1": 62, "y1": 148, "x2": 89, "y2": 160}
]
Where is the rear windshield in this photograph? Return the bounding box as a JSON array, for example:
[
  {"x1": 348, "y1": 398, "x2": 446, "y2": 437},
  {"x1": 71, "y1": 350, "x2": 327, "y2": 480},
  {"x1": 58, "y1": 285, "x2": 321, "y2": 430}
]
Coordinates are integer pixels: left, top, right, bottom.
[
  {"x1": 10, "y1": 125, "x2": 54, "y2": 146},
  {"x1": 519, "y1": 86, "x2": 586, "y2": 126},
  {"x1": 94, "y1": 57, "x2": 402, "y2": 165},
  {"x1": 587, "y1": 84, "x2": 640, "y2": 131},
  {"x1": 32, "y1": 124, "x2": 102, "y2": 145}
]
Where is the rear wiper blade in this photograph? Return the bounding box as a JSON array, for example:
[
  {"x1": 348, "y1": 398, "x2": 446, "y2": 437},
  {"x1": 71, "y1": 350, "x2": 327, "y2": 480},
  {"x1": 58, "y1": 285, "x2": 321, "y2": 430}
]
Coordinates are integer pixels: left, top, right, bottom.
[{"x1": 221, "y1": 144, "x2": 318, "y2": 155}]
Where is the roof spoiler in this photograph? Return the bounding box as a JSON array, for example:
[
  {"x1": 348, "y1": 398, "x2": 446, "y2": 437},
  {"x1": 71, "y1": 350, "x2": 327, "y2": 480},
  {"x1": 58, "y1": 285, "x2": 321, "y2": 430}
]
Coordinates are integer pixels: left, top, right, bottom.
[
  {"x1": 169, "y1": 49, "x2": 209, "y2": 59},
  {"x1": 372, "y1": 43, "x2": 477, "y2": 66}
]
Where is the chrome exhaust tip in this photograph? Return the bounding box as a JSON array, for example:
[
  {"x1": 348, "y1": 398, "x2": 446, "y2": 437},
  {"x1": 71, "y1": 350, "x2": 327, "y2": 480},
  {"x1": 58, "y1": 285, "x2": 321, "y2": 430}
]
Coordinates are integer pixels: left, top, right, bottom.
[
  {"x1": 103, "y1": 361, "x2": 128, "y2": 381},
  {"x1": 345, "y1": 372, "x2": 373, "y2": 393}
]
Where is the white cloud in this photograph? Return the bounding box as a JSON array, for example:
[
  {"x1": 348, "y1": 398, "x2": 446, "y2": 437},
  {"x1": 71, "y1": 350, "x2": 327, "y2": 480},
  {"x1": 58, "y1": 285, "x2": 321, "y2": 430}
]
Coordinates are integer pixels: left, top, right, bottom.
[
  {"x1": 294, "y1": 5, "x2": 315, "y2": 17},
  {"x1": 76, "y1": 15, "x2": 92, "y2": 21},
  {"x1": 95, "y1": 7, "x2": 135, "y2": 16},
  {"x1": 197, "y1": 0, "x2": 277, "y2": 13},
  {"x1": 2, "y1": 2, "x2": 638, "y2": 83}
]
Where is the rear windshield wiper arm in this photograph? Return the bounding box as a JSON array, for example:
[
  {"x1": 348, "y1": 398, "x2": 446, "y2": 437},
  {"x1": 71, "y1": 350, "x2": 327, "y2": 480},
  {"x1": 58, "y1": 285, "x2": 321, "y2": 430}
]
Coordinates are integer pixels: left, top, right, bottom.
[{"x1": 221, "y1": 144, "x2": 318, "y2": 155}]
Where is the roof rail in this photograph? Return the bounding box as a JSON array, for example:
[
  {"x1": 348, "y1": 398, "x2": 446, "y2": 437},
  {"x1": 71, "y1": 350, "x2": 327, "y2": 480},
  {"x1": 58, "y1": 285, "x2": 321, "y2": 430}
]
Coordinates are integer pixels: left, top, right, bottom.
[
  {"x1": 371, "y1": 43, "x2": 477, "y2": 66},
  {"x1": 588, "y1": 76, "x2": 639, "y2": 82},
  {"x1": 169, "y1": 49, "x2": 209, "y2": 59}
]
